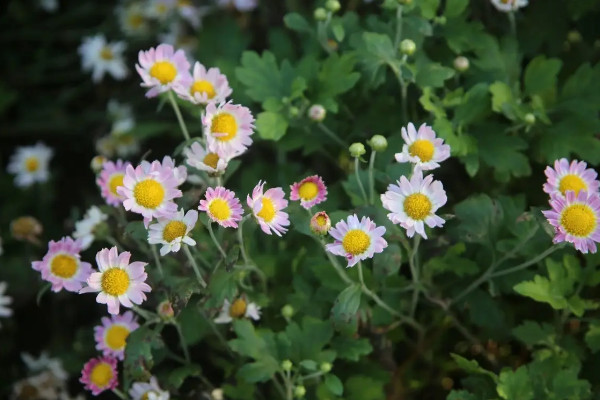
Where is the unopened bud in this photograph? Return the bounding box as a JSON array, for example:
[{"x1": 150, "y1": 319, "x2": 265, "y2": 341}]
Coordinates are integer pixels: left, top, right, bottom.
[
  {"x1": 325, "y1": 0, "x2": 341, "y2": 12},
  {"x1": 567, "y1": 30, "x2": 582, "y2": 43},
  {"x1": 90, "y1": 155, "x2": 107, "y2": 173},
  {"x1": 308, "y1": 104, "x2": 326, "y2": 122},
  {"x1": 11, "y1": 216, "x2": 43, "y2": 242},
  {"x1": 368, "y1": 135, "x2": 388, "y2": 152},
  {"x1": 289, "y1": 106, "x2": 300, "y2": 118},
  {"x1": 524, "y1": 113, "x2": 536, "y2": 125},
  {"x1": 400, "y1": 39, "x2": 416, "y2": 56},
  {"x1": 453, "y1": 56, "x2": 469, "y2": 72},
  {"x1": 319, "y1": 362, "x2": 332, "y2": 373},
  {"x1": 294, "y1": 386, "x2": 306, "y2": 398},
  {"x1": 211, "y1": 388, "x2": 224, "y2": 400},
  {"x1": 157, "y1": 300, "x2": 174, "y2": 319},
  {"x1": 281, "y1": 304, "x2": 295, "y2": 319},
  {"x1": 349, "y1": 142, "x2": 366, "y2": 158},
  {"x1": 314, "y1": 7, "x2": 327, "y2": 21},
  {"x1": 310, "y1": 212, "x2": 331, "y2": 235},
  {"x1": 441, "y1": 377, "x2": 454, "y2": 390},
  {"x1": 281, "y1": 360, "x2": 293, "y2": 371}
]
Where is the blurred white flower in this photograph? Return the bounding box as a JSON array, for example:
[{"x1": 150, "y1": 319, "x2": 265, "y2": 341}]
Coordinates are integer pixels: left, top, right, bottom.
[
  {"x1": 118, "y1": 1, "x2": 151, "y2": 37},
  {"x1": 73, "y1": 206, "x2": 108, "y2": 250},
  {"x1": 7, "y1": 142, "x2": 53, "y2": 188},
  {"x1": 217, "y1": 0, "x2": 258, "y2": 12},
  {"x1": 214, "y1": 298, "x2": 261, "y2": 324},
  {"x1": 78, "y1": 35, "x2": 128, "y2": 83},
  {"x1": 39, "y1": 0, "x2": 58, "y2": 12},
  {"x1": 490, "y1": 0, "x2": 528, "y2": 12},
  {"x1": 0, "y1": 282, "x2": 12, "y2": 326},
  {"x1": 21, "y1": 352, "x2": 68, "y2": 381}
]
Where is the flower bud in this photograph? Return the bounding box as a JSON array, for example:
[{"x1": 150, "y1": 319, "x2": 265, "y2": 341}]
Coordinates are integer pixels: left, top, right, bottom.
[
  {"x1": 325, "y1": 0, "x2": 341, "y2": 12},
  {"x1": 400, "y1": 39, "x2": 416, "y2": 56},
  {"x1": 310, "y1": 212, "x2": 331, "y2": 235},
  {"x1": 441, "y1": 377, "x2": 454, "y2": 390},
  {"x1": 308, "y1": 104, "x2": 326, "y2": 122},
  {"x1": 314, "y1": 7, "x2": 327, "y2": 21},
  {"x1": 11, "y1": 216, "x2": 43, "y2": 243},
  {"x1": 524, "y1": 113, "x2": 536, "y2": 125},
  {"x1": 319, "y1": 362, "x2": 332, "y2": 373},
  {"x1": 281, "y1": 304, "x2": 295, "y2": 319},
  {"x1": 453, "y1": 56, "x2": 469, "y2": 72},
  {"x1": 567, "y1": 30, "x2": 582, "y2": 43},
  {"x1": 289, "y1": 106, "x2": 300, "y2": 118},
  {"x1": 157, "y1": 300, "x2": 175, "y2": 319},
  {"x1": 211, "y1": 388, "x2": 224, "y2": 400},
  {"x1": 294, "y1": 386, "x2": 306, "y2": 398},
  {"x1": 368, "y1": 135, "x2": 388, "y2": 152},
  {"x1": 90, "y1": 155, "x2": 107, "y2": 173},
  {"x1": 281, "y1": 360, "x2": 293, "y2": 371},
  {"x1": 349, "y1": 142, "x2": 366, "y2": 158}
]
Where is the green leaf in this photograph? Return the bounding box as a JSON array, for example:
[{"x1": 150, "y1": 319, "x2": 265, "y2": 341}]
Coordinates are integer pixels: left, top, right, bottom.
[
  {"x1": 551, "y1": 367, "x2": 591, "y2": 399},
  {"x1": 355, "y1": 32, "x2": 396, "y2": 87},
  {"x1": 331, "y1": 336, "x2": 373, "y2": 361},
  {"x1": 426, "y1": 243, "x2": 479, "y2": 277},
  {"x1": 444, "y1": 0, "x2": 469, "y2": 18},
  {"x1": 123, "y1": 325, "x2": 164, "y2": 381},
  {"x1": 331, "y1": 285, "x2": 362, "y2": 323},
  {"x1": 514, "y1": 276, "x2": 567, "y2": 310},
  {"x1": 476, "y1": 129, "x2": 531, "y2": 182},
  {"x1": 450, "y1": 354, "x2": 498, "y2": 382},
  {"x1": 235, "y1": 51, "x2": 297, "y2": 103},
  {"x1": 300, "y1": 360, "x2": 318, "y2": 370},
  {"x1": 447, "y1": 390, "x2": 479, "y2": 400},
  {"x1": 512, "y1": 321, "x2": 555, "y2": 347},
  {"x1": 284, "y1": 13, "x2": 312, "y2": 33},
  {"x1": 415, "y1": 63, "x2": 455, "y2": 88},
  {"x1": 331, "y1": 22, "x2": 345, "y2": 42},
  {"x1": 237, "y1": 359, "x2": 279, "y2": 383},
  {"x1": 584, "y1": 322, "x2": 600, "y2": 353},
  {"x1": 255, "y1": 111, "x2": 289, "y2": 141},
  {"x1": 315, "y1": 53, "x2": 360, "y2": 111},
  {"x1": 345, "y1": 376, "x2": 386, "y2": 400},
  {"x1": 497, "y1": 366, "x2": 534, "y2": 400},
  {"x1": 168, "y1": 364, "x2": 202, "y2": 388},
  {"x1": 325, "y1": 374, "x2": 344, "y2": 396},
  {"x1": 524, "y1": 56, "x2": 562, "y2": 103},
  {"x1": 453, "y1": 194, "x2": 502, "y2": 243},
  {"x1": 124, "y1": 221, "x2": 147, "y2": 241},
  {"x1": 418, "y1": 0, "x2": 440, "y2": 19}
]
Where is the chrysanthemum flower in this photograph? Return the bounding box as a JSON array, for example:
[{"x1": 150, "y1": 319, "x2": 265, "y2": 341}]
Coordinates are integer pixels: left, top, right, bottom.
[
  {"x1": 130, "y1": 376, "x2": 170, "y2": 400},
  {"x1": 381, "y1": 171, "x2": 447, "y2": 239},
  {"x1": 80, "y1": 356, "x2": 118, "y2": 395},
  {"x1": 490, "y1": 0, "x2": 528, "y2": 12},
  {"x1": 140, "y1": 156, "x2": 187, "y2": 187},
  {"x1": 542, "y1": 191, "x2": 600, "y2": 254},
  {"x1": 80, "y1": 247, "x2": 151, "y2": 315},
  {"x1": 73, "y1": 206, "x2": 108, "y2": 250},
  {"x1": 136, "y1": 44, "x2": 191, "y2": 98},
  {"x1": 247, "y1": 181, "x2": 289, "y2": 236},
  {"x1": 118, "y1": 2, "x2": 150, "y2": 37},
  {"x1": 21, "y1": 352, "x2": 67, "y2": 381},
  {"x1": 214, "y1": 298, "x2": 261, "y2": 324},
  {"x1": 31, "y1": 237, "x2": 92, "y2": 293},
  {"x1": 543, "y1": 158, "x2": 599, "y2": 198},
  {"x1": 146, "y1": 0, "x2": 175, "y2": 20},
  {"x1": 176, "y1": 0, "x2": 204, "y2": 28},
  {"x1": 326, "y1": 214, "x2": 387, "y2": 267},
  {"x1": 199, "y1": 187, "x2": 243, "y2": 228},
  {"x1": 184, "y1": 142, "x2": 230, "y2": 176},
  {"x1": 204, "y1": 102, "x2": 254, "y2": 156},
  {"x1": 217, "y1": 0, "x2": 258, "y2": 12},
  {"x1": 290, "y1": 175, "x2": 328, "y2": 209},
  {"x1": 78, "y1": 35, "x2": 128, "y2": 83},
  {"x1": 7, "y1": 142, "x2": 53, "y2": 188},
  {"x1": 395, "y1": 123, "x2": 450, "y2": 171},
  {"x1": 97, "y1": 160, "x2": 131, "y2": 207},
  {"x1": 310, "y1": 211, "x2": 331, "y2": 235},
  {"x1": 148, "y1": 209, "x2": 198, "y2": 255},
  {"x1": 118, "y1": 163, "x2": 182, "y2": 227},
  {"x1": 94, "y1": 311, "x2": 139, "y2": 360},
  {"x1": 175, "y1": 62, "x2": 232, "y2": 105},
  {"x1": 0, "y1": 282, "x2": 13, "y2": 326}
]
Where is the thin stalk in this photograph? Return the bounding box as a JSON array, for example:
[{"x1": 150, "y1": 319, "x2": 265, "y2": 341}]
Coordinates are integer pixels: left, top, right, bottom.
[
  {"x1": 237, "y1": 216, "x2": 251, "y2": 266},
  {"x1": 151, "y1": 245, "x2": 164, "y2": 277},
  {"x1": 173, "y1": 322, "x2": 191, "y2": 363},
  {"x1": 490, "y1": 245, "x2": 562, "y2": 279},
  {"x1": 183, "y1": 245, "x2": 207, "y2": 288},
  {"x1": 167, "y1": 90, "x2": 191, "y2": 141},
  {"x1": 393, "y1": 5, "x2": 404, "y2": 51},
  {"x1": 132, "y1": 305, "x2": 156, "y2": 321},
  {"x1": 409, "y1": 236, "x2": 421, "y2": 317},
  {"x1": 508, "y1": 11, "x2": 517, "y2": 37},
  {"x1": 317, "y1": 123, "x2": 346, "y2": 147},
  {"x1": 207, "y1": 222, "x2": 227, "y2": 260},
  {"x1": 300, "y1": 371, "x2": 326, "y2": 382},
  {"x1": 368, "y1": 150, "x2": 377, "y2": 204},
  {"x1": 354, "y1": 157, "x2": 369, "y2": 204},
  {"x1": 112, "y1": 389, "x2": 127, "y2": 400}
]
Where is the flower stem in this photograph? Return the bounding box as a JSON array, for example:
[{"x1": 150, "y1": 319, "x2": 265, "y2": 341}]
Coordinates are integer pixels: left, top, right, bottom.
[
  {"x1": 490, "y1": 244, "x2": 563, "y2": 279},
  {"x1": 183, "y1": 245, "x2": 207, "y2": 288},
  {"x1": 238, "y1": 216, "x2": 251, "y2": 266},
  {"x1": 317, "y1": 123, "x2": 346, "y2": 147},
  {"x1": 409, "y1": 235, "x2": 421, "y2": 317},
  {"x1": 393, "y1": 5, "x2": 404, "y2": 51},
  {"x1": 354, "y1": 157, "x2": 369, "y2": 204},
  {"x1": 368, "y1": 150, "x2": 377, "y2": 204},
  {"x1": 151, "y1": 245, "x2": 164, "y2": 277},
  {"x1": 112, "y1": 388, "x2": 127, "y2": 400},
  {"x1": 173, "y1": 321, "x2": 191, "y2": 363},
  {"x1": 167, "y1": 90, "x2": 191, "y2": 141},
  {"x1": 207, "y1": 222, "x2": 227, "y2": 260},
  {"x1": 508, "y1": 11, "x2": 517, "y2": 37}
]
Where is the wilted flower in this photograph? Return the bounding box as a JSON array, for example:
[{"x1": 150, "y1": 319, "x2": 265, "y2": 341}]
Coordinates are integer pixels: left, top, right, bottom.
[
  {"x1": 11, "y1": 216, "x2": 43, "y2": 243},
  {"x1": 310, "y1": 211, "x2": 331, "y2": 235},
  {"x1": 157, "y1": 300, "x2": 174, "y2": 319}
]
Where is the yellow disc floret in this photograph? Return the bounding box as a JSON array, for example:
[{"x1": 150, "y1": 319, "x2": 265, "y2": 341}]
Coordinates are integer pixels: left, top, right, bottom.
[
  {"x1": 203, "y1": 153, "x2": 220, "y2": 169},
  {"x1": 257, "y1": 197, "x2": 276, "y2": 222},
  {"x1": 316, "y1": 214, "x2": 327, "y2": 226},
  {"x1": 211, "y1": 113, "x2": 238, "y2": 142},
  {"x1": 229, "y1": 298, "x2": 247, "y2": 318},
  {"x1": 559, "y1": 174, "x2": 587, "y2": 196},
  {"x1": 209, "y1": 199, "x2": 232, "y2": 221},
  {"x1": 342, "y1": 229, "x2": 371, "y2": 256},
  {"x1": 50, "y1": 254, "x2": 78, "y2": 278},
  {"x1": 409, "y1": 140, "x2": 435, "y2": 162},
  {"x1": 150, "y1": 61, "x2": 177, "y2": 84},
  {"x1": 560, "y1": 204, "x2": 596, "y2": 237},
  {"x1": 128, "y1": 14, "x2": 144, "y2": 28},
  {"x1": 133, "y1": 179, "x2": 165, "y2": 209},
  {"x1": 25, "y1": 157, "x2": 39, "y2": 172},
  {"x1": 404, "y1": 193, "x2": 432, "y2": 220},
  {"x1": 90, "y1": 362, "x2": 113, "y2": 388},
  {"x1": 100, "y1": 47, "x2": 114, "y2": 60},
  {"x1": 163, "y1": 221, "x2": 187, "y2": 242},
  {"x1": 109, "y1": 174, "x2": 124, "y2": 197},
  {"x1": 191, "y1": 80, "x2": 216, "y2": 99},
  {"x1": 105, "y1": 324, "x2": 130, "y2": 350},
  {"x1": 101, "y1": 268, "x2": 130, "y2": 296},
  {"x1": 298, "y1": 182, "x2": 319, "y2": 200}
]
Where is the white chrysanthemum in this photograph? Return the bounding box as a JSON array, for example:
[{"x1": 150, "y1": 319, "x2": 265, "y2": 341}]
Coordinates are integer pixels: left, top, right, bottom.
[
  {"x1": 490, "y1": 0, "x2": 528, "y2": 12},
  {"x1": 78, "y1": 35, "x2": 128, "y2": 83},
  {"x1": 184, "y1": 142, "x2": 229, "y2": 175},
  {"x1": 7, "y1": 142, "x2": 53, "y2": 187},
  {"x1": 0, "y1": 282, "x2": 13, "y2": 326},
  {"x1": 214, "y1": 298, "x2": 261, "y2": 324},
  {"x1": 73, "y1": 206, "x2": 108, "y2": 250},
  {"x1": 395, "y1": 123, "x2": 450, "y2": 171},
  {"x1": 130, "y1": 376, "x2": 170, "y2": 400},
  {"x1": 21, "y1": 352, "x2": 68, "y2": 381},
  {"x1": 146, "y1": 0, "x2": 175, "y2": 20},
  {"x1": 118, "y1": 2, "x2": 150, "y2": 37},
  {"x1": 148, "y1": 209, "x2": 198, "y2": 256}
]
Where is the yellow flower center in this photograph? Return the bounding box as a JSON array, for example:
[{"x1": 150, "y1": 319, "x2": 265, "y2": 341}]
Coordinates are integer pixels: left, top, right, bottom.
[
  {"x1": 25, "y1": 157, "x2": 39, "y2": 172},
  {"x1": 90, "y1": 362, "x2": 113, "y2": 388},
  {"x1": 163, "y1": 220, "x2": 187, "y2": 242},
  {"x1": 257, "y1": 197, "x2": 276, "y2": 222},
  {"x1": 128, "y1": 14, "x2": 144, "y2": 28},
  {"x1": 105, "y1": 324, "x2": 130, "y2": 350},
  {"x1": 150, "y1": 61, "x2": 177, "y2": 84},
  {"x1": 133, "y1": 179, "x2": 165, "y2": 209},
  {"x1": 316, "y1": 215, "x2": 327, "y2": 226},
  {"x1": 342, "y1": 229, "x2": 371, "y2": 256},
  {"x1": 109, "y1": 174, "x2": 124, "y2": 197},
  {"x1": 100, "y1": 47, "x2": 113, "y2": 60},
  {"x1": 404, "y1": 193, "x2": 432, "y2": 220},
  {"x1": 211, "y1": 113, "x2": 238, "y2": 142},
  {"x1": 409, "y1": 140, "x2": 435, "y2": 162},
  {"x1": 203, "y1": 153, "x2": 220, "y2": 169},
  {"x1": 50, "y1": 254, "x2": 78, "y2": 278},
  {"x1": 191, "y1": 80, "x2": 216, "y2": 99},
  {"x1": 558, "y1": 174, "x2": 587, "y2": 196},
  {"x1": 298, "y1": 182, "x2": 319, "y2": 201},
  {"x1": 101, "y1": 268, "x2": 130, "y2": 296},
  {"x1": 178, "y1": 0, "x2": 191, "y2": 6},
  {"x1": 560, "y1": 204, "x2": 596, "y2": 237},
  {"x1": 141, "y1": 391, "x2": 158, "y2": 400},
  {"x1": 209, "y1": 199, "x2": 232, "y2": 221},
  {"x1": 229, "y1": 299, "x2": 247, "y2": 318}
]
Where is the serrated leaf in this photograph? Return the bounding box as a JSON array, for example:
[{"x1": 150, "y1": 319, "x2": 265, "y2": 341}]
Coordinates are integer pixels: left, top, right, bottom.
[
  {"x1": 255, "y1": 111, "x2": 288, "y2": 141},
  {"x1": 497, "y1": 366, "x2": 534, "y2": 400},
  {"x1": 235, "y1": 51, "x2": 297, "y2": 103},
  {"x1": 512, "y1": 321, "x2": 555, "y2": 346},
  {"x1": 450, "y1": 354, "x2": 498, "y2": 382},
  {"x1": 524, "y1": 56, "x2": 562, "y2": 104},
  {"x1": 331, "y1": 285, "x2": 362, "y2": 323},
  {"x1": 168, "y1": 364, "x2": 202, "y2": 388},
  {"x1": 237, "y1": 359, "x2": 279, "y2": 383},
  {"x1": 444, "y1": 0, "x2": 469, "y2": 18},
  {"x1": 124, "y1": 325, "x2": 164, "y2": 381},
  {"x1": 331, "y1": 336, "x2": 373, "y2": 361}
]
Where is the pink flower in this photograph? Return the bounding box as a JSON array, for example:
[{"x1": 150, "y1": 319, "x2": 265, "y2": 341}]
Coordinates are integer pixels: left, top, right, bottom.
[
  {"x1": 543, "y1": 158, "x2": 599, "y2": 198},
  {"x1": 80, "y1": 356, "x2": 118, "y2": 395},
  {"x1": 135, "y1": 44, "x2": 191, "y2": 98},
  {"x1": 175, "y1": 62, "x2": 232, "y2": 105},
  {"x1": 199, "y1": 187, "x2": 243, "y2": 228},
  {"x1": 326, "y1": 215, "x2": 387, "y2": 267},
  {"x1": 290, "y1": 175, "x2": 328, "y2": 209},
  {"x1": 247, "y1": 181, "x2": 289, "y2": 236},
  {"x1": 204, "y1": 102, "x2": 254, "y2": 157},
  {"x1": 97, "y1": 160, "x2": 131, "y2": 207},
  {"x1": 94, "y1": 311, "x2": 139, "y2": 360}
]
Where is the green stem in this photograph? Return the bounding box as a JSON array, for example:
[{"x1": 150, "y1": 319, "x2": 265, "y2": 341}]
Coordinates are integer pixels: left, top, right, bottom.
[
  {"x1": 238, "y1": 216, "x2": 251, "y2": 266},
  {"x1": 151, "y1": 245, "x2": 164, "y2": 277},
  {"x1": 368, "y1": 150, "x2": 377, "y2": 204},
  {"x1": 508, "y1": 11, "x2": 517, "y2": 37},
  {"x1": 183, "y1": 245, "x2": 207, "y2": 288},
  {"x1": 167, "y1": 90, "x2": 191, "y2": 141},
  {"x1": 490, "y1": 245, "x2": 563, "y2": 279},
  {"x1": 112, "y1": 388, "x2": 127, "y2": 400},
  {"x1": 354, "y1": 157, "x2": 369, "y2": 204},
  {"x1": 173, "y1": 321, "x2": 191, "y2": 363},
  {"x1": 132, "y1": 305, "x2": 157, "y2": 321},
  {"x1": 279, "y1": 371, "x2": 293, "y2": 400},
  {"x1": 409, "y1": 236, "x2": 421, "y2": 317},
  {"x1": 300, "y1": 371, "x2": 326, "y2": 382},
  {"x1": 394, "y1": 5, "x2": 404, "y2": 51},
  {"x1": 207, "y1": 222, "x2": 227, "y2": 260},
  {"x1": 317, "y1": 123, "x2": 346, "y2": 147}
]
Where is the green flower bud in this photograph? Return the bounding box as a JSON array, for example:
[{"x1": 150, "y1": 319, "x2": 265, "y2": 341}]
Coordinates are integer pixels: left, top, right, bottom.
[
  {"x1": 289, "y1": 106, "x2": 300, "y2": 118},
  {"x1": 524, "y1": 113, "x2": 536, "y2": 125},
  {"x1": 400, "y1": 39, "x2": 416, "y2": 56},
  {"x1": 314, "y1": 7, "x2": 327, "y2": 21},
  {"x1": 157, "y1": 300, "x2": 175, "y2": 319},
  {"x1": 349, "y1": 142, "x2": 366, "y2": 158},
  {"x1": 319, "y1": 362, "x2": 332, "y2": 373},
  {"x1": 453, "y1": 56, "x2": 469, "y2": 72},
  {"x1": 294, "y1": 386, "x2": 306, "y2": 398},
  {"x1": 325, "y1": 0, "x2": 341, "y2": 12},
  {"x1": 567, "y1": 30, "x2": 582, "y2": 43},
  {"x1": 368, "y1": 134, "x2": 388, "y2": 152},
  {"x1": 281, "y1": 360, "x2": 293, "y2": 371},
  {"x1": 281, "y1": 304, "x2": 295, "y2": 318}
]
